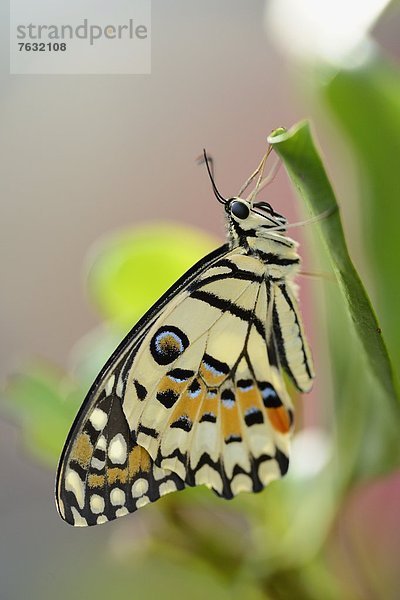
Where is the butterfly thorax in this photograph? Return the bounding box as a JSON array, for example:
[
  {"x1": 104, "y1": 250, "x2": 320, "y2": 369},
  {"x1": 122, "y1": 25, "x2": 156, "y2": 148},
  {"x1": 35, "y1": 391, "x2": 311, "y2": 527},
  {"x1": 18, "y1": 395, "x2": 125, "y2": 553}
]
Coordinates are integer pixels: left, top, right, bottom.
[{"x1": 226, "y1": 199, "x2": 301, "y2": 282}]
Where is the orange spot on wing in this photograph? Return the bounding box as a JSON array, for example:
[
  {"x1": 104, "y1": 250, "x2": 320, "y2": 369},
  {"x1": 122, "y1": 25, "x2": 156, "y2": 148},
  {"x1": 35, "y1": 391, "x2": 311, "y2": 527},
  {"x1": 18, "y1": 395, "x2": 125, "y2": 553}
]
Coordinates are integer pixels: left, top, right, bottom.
[
  {"x1": 267, "y1": 407, "x2": 291, "y2": 433},
  {"x1": 70, "y1": 433, "x2": 93, "y2": 468},
  {"x1": 88, "y1": 474, "x2": 105, "y2": 488},
  {"x1": 128, "y1": 446, "x2": 151, "y2": 477},
  {"x1": 157, "y1": 376, "x2": 185, "y2": 396},
  {"x1": 107, "y1": 467, "x2": 128, "y2": 484},
  {"x1": 200, "y1": 363, "x2": 226, "y2": 387},
  {"x1": 199, "y1": 392, "x2": 218, "y2": 421},
  {"x1": 169, "y1": 382, "x2": 205, "y2": 425},
  {"x1": 237, "y1": 387, "x2": 261, "y2": 414},
  {"x1": 221, "y1": 397, "x2": 241, "y2": 440}
]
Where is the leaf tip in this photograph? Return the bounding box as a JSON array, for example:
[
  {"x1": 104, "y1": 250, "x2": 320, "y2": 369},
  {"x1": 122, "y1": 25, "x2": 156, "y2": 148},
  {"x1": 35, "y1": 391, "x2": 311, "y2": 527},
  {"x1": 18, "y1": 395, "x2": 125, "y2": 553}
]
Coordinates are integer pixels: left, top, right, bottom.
[
  {"x1": 268, "y1": 127, "x2": 287, "y2": 143},
  {"x1": 268, "y1": 120, "x2": 313, "y2": 147}
]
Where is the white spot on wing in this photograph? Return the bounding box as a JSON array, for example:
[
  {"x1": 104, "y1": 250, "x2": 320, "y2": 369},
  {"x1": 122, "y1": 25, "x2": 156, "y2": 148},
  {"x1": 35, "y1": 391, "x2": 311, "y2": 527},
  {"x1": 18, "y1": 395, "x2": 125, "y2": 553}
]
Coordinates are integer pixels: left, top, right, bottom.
[
  {"x1": 161, "y1": 457, "x2": 186, "y2": 481},
  {"x1": 115, "y1": 506, "x2": 129, "y2": 518},
  {"x1": 188, "y1": 387, "x2": 201, "y2": 398},
  {"x1": 223, "y1": 442, "x2": 250, "y2": 479},
  {"x1": 136, "y1": 495, "x2": 150, "y2": 509},
  {"x1": 90, "y1": 408, "x2": 108, "y2": 431},
  {"x1": 195, "y1": 464, "x2": 223, "y2": 494},
  {"x1": 161, "y1": 427, "x2": 191, "y2": 459},
  {"x1": 108, "y1": 433, "x2": 127, "y2": 464},
  {"x1": 159, "y1": 480, "x2": 177, "y2": 496},
  {"x1": 132, "y1": 478, "x2": 148, "y2": 498},
  {"x1": 91, "y1": 457, "x2": 106, "y2": 471},
  {"x1": 110, "y1": 487, "x2": 126, "y2": 506},
  {"x1": 190, "y1": 421, "x2": 219, "y2": 467},
  {"x1": 230, "y1": 473, "x2": 253, "y2": 495},
  {"x1": 246, "y1": 424, "x2": 275, "y2": 458},
  {"x1": 97, "y1": 435, "x2": 107, "y2": 451},
  {"x1": 153, "y1": 465, "x2": 168, "y2": 480},
  {"x1": 258, "y1": 458, "x2": 281, "y2": 485},
  {"x1": 90, "y1": 494, "x2": 105, "y2": 514},
  {"x1": 65, "y1": 469, "x2": 85, "y2": 509},
  {"x1": 97, "y1": 515, "x2": 108, "y2": 525}
]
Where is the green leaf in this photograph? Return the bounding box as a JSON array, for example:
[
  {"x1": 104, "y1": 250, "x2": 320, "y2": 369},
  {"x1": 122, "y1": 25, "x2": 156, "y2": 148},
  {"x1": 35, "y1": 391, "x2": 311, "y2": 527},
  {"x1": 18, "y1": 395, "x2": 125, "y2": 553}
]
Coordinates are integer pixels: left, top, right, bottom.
[
  {"x1": 268, "y1": 121, "x2": 399, "y2": 404},
  {"x1": 323, "y1": 56, "x2": 400, "y2": 389}
]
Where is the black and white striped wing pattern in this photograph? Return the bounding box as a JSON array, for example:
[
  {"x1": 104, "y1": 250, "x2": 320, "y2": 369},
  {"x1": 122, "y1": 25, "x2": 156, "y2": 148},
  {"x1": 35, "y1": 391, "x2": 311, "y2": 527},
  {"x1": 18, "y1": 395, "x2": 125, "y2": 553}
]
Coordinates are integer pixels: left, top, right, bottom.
[
  {"x1": 56, "y1": 245, "x2": 230, "y2": 526},
  {"x1": 272, "y1": 282, "x2": 314, "y2": 393},
  {"x1": 56, "y1": 247, "x2": 313, "y2": 526}
]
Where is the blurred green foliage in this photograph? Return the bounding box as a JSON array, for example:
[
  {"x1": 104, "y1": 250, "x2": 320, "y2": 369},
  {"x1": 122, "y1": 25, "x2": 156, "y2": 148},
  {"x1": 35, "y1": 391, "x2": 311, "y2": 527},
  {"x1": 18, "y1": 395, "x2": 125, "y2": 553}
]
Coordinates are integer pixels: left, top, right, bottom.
[
  {"x1": 4, "y1": 226, "x2": 218, "y2": 466},
  {"x1": 87, "y1": 223, "x2": 217, "y2": 329},
  {"x1": 269, "y1": 121, "x2": 400, "y2": 485},
  {"x1": 6, "y1": 364, "x2": 81, "y2": 467},
  {"x1": 322, "y1": 55, "x2": 400, "y2": 483},
  {"x1": 324, "y1": 56, "x2": 400, "y2": 383},
  {"x1": 3, "y1": 49, "x2": 400, "y2": 600}
]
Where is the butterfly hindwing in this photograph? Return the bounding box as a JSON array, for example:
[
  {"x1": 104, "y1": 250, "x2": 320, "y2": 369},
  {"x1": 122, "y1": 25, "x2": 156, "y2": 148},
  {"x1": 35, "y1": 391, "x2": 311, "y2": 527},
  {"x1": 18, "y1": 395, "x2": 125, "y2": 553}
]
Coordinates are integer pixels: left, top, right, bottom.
[
  {"x1": 272, "y1": 281, "x2": 314, "y2": 393},
  {"x1": 126, "y1": 254, "x2": 295, "y2": 499}
]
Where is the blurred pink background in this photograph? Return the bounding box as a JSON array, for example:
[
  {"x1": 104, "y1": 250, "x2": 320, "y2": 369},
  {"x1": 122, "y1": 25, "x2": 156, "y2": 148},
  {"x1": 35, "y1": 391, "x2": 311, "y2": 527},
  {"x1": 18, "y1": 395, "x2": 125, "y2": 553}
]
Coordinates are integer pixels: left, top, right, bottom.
[{"x1": 1, "y1": 2, "x2": 400, "y2": 598}]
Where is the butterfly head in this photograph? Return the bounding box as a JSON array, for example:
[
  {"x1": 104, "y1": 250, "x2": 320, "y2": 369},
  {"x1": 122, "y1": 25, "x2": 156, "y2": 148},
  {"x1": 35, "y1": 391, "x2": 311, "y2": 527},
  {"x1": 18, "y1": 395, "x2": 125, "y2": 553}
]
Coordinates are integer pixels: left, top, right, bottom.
[
  {"x1": 201, "y1": 148, "x2": 290, "y2": 246},
  {"x1": 228, "y1": 197, "x2": 286, "y2": 227},
  {"x1": 225, "y1": 197, "x2": 288, "y2": 241}
]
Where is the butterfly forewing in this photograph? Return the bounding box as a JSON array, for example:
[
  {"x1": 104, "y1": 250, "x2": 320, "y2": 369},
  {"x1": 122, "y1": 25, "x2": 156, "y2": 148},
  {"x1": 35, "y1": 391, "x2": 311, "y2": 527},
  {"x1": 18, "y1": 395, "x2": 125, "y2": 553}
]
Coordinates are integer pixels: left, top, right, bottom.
[{"x1": 56, "y1": 245, "x2": 231, "y2": 526}]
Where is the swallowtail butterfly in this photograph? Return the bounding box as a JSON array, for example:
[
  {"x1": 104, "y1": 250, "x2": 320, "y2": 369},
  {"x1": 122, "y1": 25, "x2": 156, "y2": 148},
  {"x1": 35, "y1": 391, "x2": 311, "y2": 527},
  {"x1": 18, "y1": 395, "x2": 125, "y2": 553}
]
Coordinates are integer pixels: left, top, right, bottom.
[{"x1": 56, "y1": 146, "x2": 314, "y2": 526}]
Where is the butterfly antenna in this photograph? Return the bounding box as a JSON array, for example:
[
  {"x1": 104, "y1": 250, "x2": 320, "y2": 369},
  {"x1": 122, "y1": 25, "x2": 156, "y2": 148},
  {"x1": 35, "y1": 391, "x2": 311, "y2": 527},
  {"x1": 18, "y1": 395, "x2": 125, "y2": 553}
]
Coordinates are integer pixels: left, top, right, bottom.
[{"x1": 201, "y1": 149, "x2": 227, "y2": 205}]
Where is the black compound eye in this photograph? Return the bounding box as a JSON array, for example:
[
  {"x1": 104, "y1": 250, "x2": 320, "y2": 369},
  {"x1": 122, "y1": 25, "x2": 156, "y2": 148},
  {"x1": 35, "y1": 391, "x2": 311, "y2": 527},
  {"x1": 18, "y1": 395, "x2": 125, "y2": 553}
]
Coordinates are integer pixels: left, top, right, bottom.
[{"x1": 230, "y1": 201, "x2": 250, "y2": 220}]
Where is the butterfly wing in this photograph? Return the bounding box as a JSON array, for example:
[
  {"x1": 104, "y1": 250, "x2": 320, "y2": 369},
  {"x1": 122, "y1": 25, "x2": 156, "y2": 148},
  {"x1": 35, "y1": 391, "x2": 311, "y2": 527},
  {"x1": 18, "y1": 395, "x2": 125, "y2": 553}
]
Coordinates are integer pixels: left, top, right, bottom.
[
  {"x1": 57, "y1": 383, "x2": 186, "y2": 526},
  {"x1": 132, "y1": 269, "x2": 295, "y2": 499},
  {"x1": 56, "y1": 244, "x2": 229, "y2": 526},
  {"x1": 56, "y1": 245, "x2": 311, "y2": 526},
  {"x1": 272, "y1": 281, "x2": 314, "y2": 393}
]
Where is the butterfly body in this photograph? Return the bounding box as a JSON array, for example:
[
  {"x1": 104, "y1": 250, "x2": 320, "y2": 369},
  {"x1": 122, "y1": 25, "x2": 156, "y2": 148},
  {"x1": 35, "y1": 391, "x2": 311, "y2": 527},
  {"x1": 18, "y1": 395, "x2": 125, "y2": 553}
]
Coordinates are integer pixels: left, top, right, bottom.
[{"x1": 56, "y1": 157, "x2": 314, "y2": 527}]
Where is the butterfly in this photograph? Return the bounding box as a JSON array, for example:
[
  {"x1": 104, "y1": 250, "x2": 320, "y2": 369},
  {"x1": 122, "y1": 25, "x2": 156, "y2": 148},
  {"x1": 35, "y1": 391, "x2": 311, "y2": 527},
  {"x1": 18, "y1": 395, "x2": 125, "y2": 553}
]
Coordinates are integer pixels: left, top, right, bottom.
[{"x1": 56, "y1": 145, "x2": 314, "y2": 526}]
